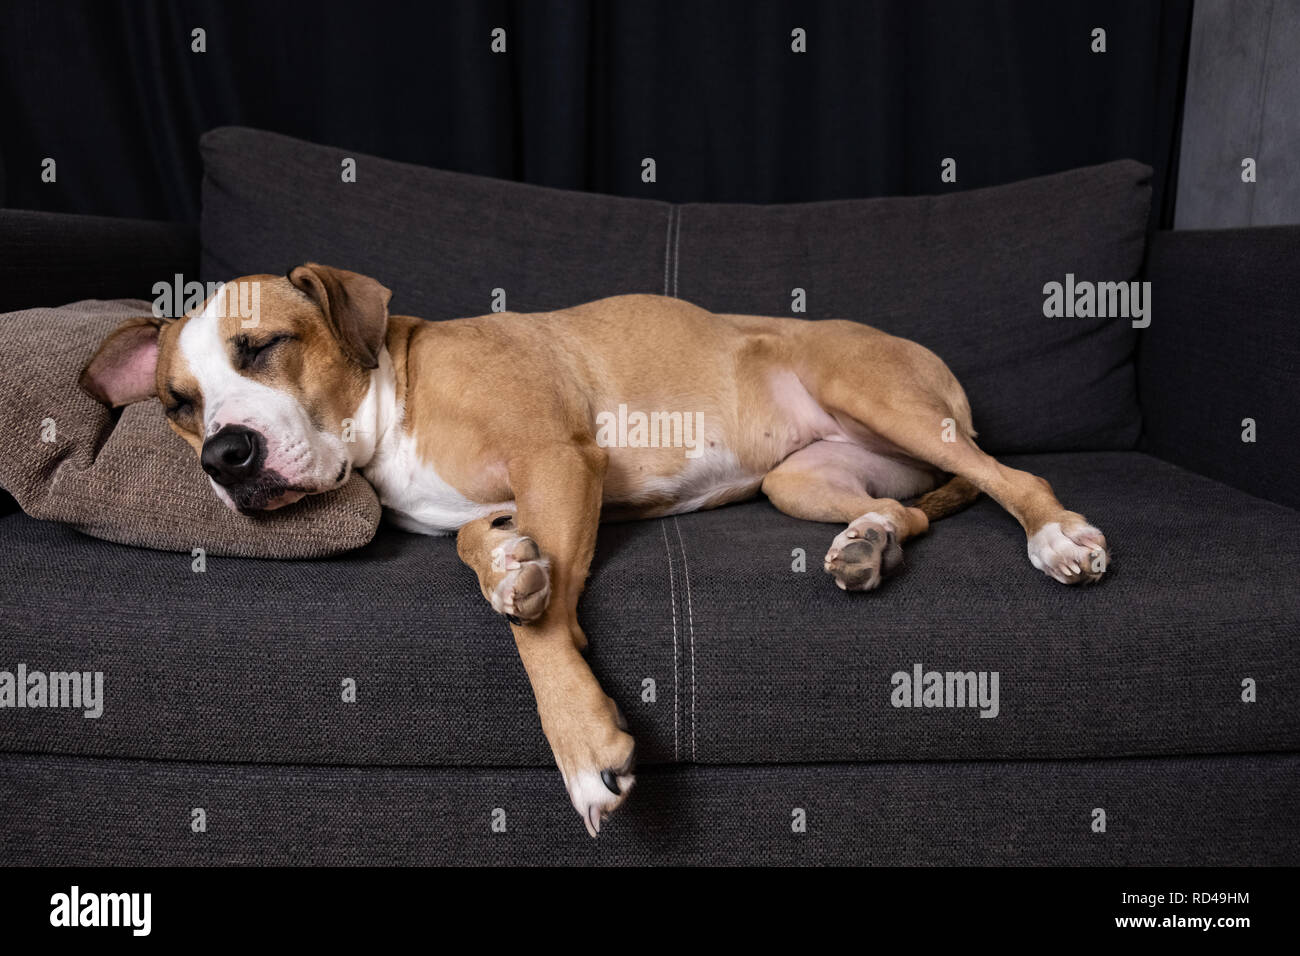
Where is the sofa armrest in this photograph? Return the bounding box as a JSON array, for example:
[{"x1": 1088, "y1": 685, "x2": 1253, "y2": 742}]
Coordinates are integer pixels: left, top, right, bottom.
[
  {"x1": 0, "y1": 209, "x2": 198, "y2": 314},
  {"x1": 1138, "y1": 227, "x2": 1300, "y2": 510}
]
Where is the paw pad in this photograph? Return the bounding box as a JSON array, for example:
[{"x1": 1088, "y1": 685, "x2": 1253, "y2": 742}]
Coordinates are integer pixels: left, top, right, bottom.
[
  {"x1": 824, "y1": 513, "x2": 903, "y2": 592},
  {"x1": 489, "y1": 536, "x2": 551, "y2": 621}
]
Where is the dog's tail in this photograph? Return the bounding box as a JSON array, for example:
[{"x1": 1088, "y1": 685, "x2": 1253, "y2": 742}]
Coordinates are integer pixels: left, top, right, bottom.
[{"x1": 914, "y1": 475, "x2": 982, "y2": 522}]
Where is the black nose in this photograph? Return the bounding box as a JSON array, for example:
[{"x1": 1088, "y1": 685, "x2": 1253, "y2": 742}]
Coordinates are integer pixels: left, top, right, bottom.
[{"x1": 201, "y1": 425, "x2": 264, "y2": 486}]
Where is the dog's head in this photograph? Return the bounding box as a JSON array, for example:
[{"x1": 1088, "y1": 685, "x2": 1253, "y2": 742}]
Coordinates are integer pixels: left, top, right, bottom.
[{"x1": 80, "y1": 263, "x2": 391, "y2": 514}]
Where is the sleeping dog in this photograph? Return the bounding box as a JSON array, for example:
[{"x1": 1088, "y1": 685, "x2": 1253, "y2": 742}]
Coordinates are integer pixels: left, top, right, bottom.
[{"x1": 81, "y1": 263, "x2": 1109, "y2": 836}]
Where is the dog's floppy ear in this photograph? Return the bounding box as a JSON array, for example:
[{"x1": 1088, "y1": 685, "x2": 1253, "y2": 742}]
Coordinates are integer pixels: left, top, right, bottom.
[
  {"x1": 287, "y1": 263, "x2": 391, "y2": 369},
  {"x1": 79, "y1": 315, "x2": 166, "y2": 406}
]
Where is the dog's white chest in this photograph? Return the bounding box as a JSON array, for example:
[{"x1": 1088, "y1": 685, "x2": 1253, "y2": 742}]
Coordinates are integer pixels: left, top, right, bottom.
[{"x1": 362, "y1": 432, "x2": 513, "y2": 535}]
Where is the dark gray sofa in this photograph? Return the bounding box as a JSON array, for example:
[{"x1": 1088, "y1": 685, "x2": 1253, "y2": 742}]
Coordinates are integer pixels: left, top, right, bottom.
[{"x1": 1, "y1": 205, "x2": 1298, "y2": 864}]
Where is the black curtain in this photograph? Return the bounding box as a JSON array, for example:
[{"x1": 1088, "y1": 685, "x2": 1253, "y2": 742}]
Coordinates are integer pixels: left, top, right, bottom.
[{"x1": 1, "y1": 0, "x2": 1191, "y2": 226}]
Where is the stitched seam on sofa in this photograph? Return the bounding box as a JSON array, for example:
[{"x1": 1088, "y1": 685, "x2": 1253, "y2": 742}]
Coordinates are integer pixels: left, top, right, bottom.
[
  {"x1": 673, "y1": 515, "x2": 697, "y2": 760},
  {"x1": 660, "y1": 520, "x2": 681, "y2": 760},
  {"x1": 672, "y1": 207, "x2": 682, "y2": 298},
  {"x1": 662, "y1": 207, "x2": 676, "y2": 297}
]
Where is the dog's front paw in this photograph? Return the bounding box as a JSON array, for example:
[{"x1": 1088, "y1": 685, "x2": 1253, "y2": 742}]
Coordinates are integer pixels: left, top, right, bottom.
[
  {"x1": 1028, "y1": 518, "x2": 1109, "y2": 585},
  {"x1": 489, "y1": 535, "x2": 551, "y2": 623},
  {"x1": 824, "y1": 512, "x2": 904, "y2": 591},
  {"x1": 547, "y1": 696, "x2": 636, "y2": 838}
]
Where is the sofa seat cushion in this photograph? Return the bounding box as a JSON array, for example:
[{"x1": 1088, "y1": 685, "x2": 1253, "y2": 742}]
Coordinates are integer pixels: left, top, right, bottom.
[{"x1": 0, "y1": 452, "x2": 1296, "y2": 766}]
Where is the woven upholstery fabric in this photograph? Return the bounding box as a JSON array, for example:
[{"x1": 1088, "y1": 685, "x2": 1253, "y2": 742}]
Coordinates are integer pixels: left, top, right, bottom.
[
  {"x1": 2, "y1": 752, "x2": 1295, "y2": 866},
  {"x1": 1, "y1": 451, "x2": 1296, "y2": 767},
  {"x1": 201, "y1": 126, "x2": 1151, "y2": 453},
  {"x1": 0, "y1": 209, "x2": 198, "y2": 314},
  {"x1": 0, "y1": 299, "x2": 381, "y2": 558}
]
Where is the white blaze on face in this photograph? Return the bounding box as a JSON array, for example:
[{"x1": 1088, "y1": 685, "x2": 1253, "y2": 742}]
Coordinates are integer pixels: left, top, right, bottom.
[{"x1": 179, "y1": 284, "x2": 350, "y2": 510}]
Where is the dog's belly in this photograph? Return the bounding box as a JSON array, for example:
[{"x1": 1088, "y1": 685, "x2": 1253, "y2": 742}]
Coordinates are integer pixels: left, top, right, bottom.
[
  {"x1": 603, "y1": 443, "x2": 765, "y2": 518},
  {"x1": 780, "y1": 439, "x2": 939, "y2": 499},
  {"x1": 598, "y1": 366, "x2": 939, "y2": 518},
  {"x1": 602, "y1": 438, "x2": 935, "y2": 520}
]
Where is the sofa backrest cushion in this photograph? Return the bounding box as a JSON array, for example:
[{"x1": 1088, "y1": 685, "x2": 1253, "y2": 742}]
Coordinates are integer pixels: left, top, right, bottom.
[{"x1": 202, "y1": 127, "x2": 1151, "y2": 452}]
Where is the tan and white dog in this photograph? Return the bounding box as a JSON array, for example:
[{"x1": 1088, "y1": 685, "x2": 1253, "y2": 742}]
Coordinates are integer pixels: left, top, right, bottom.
[{"x1": 81, "y1": 263, "x2": 1109, "y2": 836}]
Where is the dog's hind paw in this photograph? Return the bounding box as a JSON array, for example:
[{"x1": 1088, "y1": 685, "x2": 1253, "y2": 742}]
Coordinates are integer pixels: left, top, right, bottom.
[
  {"x1": 1027, "y1": 519, "x2": 1109, "y2": 585},
  {"x1": 824, "y1": 512, "x2": 904, "y2": 591},
  {"x1": 489, "y1": 535, "x2": 551, "y2": 622}
]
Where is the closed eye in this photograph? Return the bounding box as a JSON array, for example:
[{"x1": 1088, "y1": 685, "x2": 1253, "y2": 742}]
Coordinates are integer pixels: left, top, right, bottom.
[
  {"x1": 164, "y1": 387, "x2": 196, "y2": 418},
  {"x1": 234, "y1": 333, "x2": 295, "y2": 371}
]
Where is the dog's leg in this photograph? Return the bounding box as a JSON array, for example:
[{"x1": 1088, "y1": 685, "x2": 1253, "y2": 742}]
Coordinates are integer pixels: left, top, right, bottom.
[
  {"x1": 802, "y1": 325, "x2": 1109, "y2": 584},
  {"x1": 457, "y1": 443, "x2": 635, "y2": 836},
  {"x1": 763, "y1": 442, "x2": 931, "y2": 590},
  {"x1": 909, "y1": 430, "x2": 1109, "y2": 584}
]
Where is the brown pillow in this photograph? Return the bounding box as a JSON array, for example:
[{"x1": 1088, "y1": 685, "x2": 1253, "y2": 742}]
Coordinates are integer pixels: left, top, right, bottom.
[{"x1": 0, "y1": 299, "x2": 381, "y2": 557}]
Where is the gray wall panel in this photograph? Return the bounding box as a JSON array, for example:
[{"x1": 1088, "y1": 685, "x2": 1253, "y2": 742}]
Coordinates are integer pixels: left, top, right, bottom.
[{"x1": 1177, "y1": 0, "x2": 1300, "y2": 227}]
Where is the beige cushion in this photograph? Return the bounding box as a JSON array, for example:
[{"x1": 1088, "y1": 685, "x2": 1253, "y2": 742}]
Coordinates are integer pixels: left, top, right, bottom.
[{"x1": 0, "y1": 299, "x2": 381, "y2": 557}]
